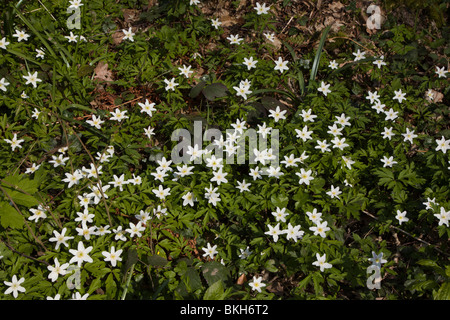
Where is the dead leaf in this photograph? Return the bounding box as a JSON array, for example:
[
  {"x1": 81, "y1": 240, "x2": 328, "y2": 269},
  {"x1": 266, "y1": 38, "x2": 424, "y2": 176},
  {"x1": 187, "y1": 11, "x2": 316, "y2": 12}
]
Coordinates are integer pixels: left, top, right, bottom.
[
  {"x1": 93, "y1": 61, "x2": 114, "y2": 83},
  {"x1": 237, "y1": 273, "x2": 247, "y2": 285}
]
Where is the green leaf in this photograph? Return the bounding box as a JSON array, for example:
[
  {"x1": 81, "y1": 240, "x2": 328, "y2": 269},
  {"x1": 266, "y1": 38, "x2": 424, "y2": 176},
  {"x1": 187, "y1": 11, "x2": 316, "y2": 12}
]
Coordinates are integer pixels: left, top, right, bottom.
[
  {"x1": 203, "y1": 280, "x2": 225, "y2": 300},
  {"x1": 434, "y1": 282, "x2": 450, "y2": 300},
  {"x1": 310, "y1": 25, "x2": 331, "y2": 82},
  {"x1": 147, "y1": 254, "x2": 169, "y2": 267},
  {"x1": 202, "y1": 261, "x2": 230, "y2": 286},
  {"x1": 7, "y1": 190, "x2": 40, "y2": 207},
  {"x1": 270, "y1": 194, "x2": 289, "y2": 208},
  {"x1": 189, "y1": 81, "x2": 206, "y2": 98},
  {"x1": 264, "y1": 259, "x2": 279, "y2": 273},
  {"x1": 0, "y1": 201, "x2": 24, "y2": 229},
  {"x1": 202, "y1": 83, "x2": 228, "y2": 101}
]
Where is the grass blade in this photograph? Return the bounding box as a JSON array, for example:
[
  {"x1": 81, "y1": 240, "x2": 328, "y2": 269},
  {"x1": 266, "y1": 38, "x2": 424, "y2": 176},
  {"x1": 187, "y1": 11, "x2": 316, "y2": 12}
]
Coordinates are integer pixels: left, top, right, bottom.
[{"x1": 310, "y1": 25, "x2": 331, "y2": 82}]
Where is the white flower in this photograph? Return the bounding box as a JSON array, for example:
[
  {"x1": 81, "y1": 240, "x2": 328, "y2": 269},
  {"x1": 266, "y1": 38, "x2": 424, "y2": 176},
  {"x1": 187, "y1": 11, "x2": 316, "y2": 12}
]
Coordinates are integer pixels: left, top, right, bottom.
[
  {"x1": 381, "y1": 127, "x2": 395, "y2": 140},
  {"x1": 144, "y1": 126, "x2": 155, "y2": 139},
  {"x1": 283, "y1": 223, "x2": 304, "y2": 242},
  {"x1": 295, "y1": 125, "x2": 313, "y2": 142},
  {"x1": 202, "y1": 243, "x2": 218, "y2": 259},
  {"x1": 243, "y1": 57, "x2": 258, "y2": 70},
  {"x1": 342, "y1": 156, "x2": 355, "y2": 170},
  {"x1": 236, "y1": 180, "x2": 251, "y2": 192},
  {"x1": 264, "y1": 32, "x2": 275, "y2": 42},
  {"x1": 25, "y1": 163, "x2": 41, "y2": 174},
  {"x1": 312, "y1": 253, "x2": 332, "y2": 272},
  {"x1": 28, "y1": 205, "x2": 47, "y2": 222},
  {"x1": 268, "y1": 106, "x2": 287, "y2": 122},
  {"x1": 47, "y1": 258, "x2": 69, "y2": 282},
  {"x1": 306, "y1": 208, "x2": 322, "y2": 224},
  {"x1": 227, "y1": 34, "x2": 243, "y2": 45},
  {"x1": 182, "y1": 192, "x2": 195, "y2": 207},
  {"x1": 126, "y1": 221, "x2": 146, "y2": 238},
  {"x1": 274, "y1": 57, "x2": 289, "y2": 73},
  {"x1": 395, "y1": 210, "x2": 409, "y2": 225},
  {"x1": 435, "y1": 136, "x2": 450, "y2": 153},
  {"x1": 211, "y1": 18, "x2": 222, "y2": 29},
  {"x1": 327, "y1": 123, "x2": 343, "y2": 136},
  {"x1": 4, "y1": 133, "x2": 24, "y2": 151},
  {"x1": 435, "y1": 66, "x2": 448, "y2": 78},
  {"x1": 0, "y1": 77, "x2": 9, "y2": 92},
  {"x1": 86, "y1": 115, "x2": 104, "y2": 129},
  {"x1": 108, "y1": 174, "x2": 129, "y2": 192},
  {"x1": 366, "y1": 90, "x2": 380, "y2": 104},
  {"x1": 372, "y1": 100, "x2": 385, "y2": 114},
  {"x1": 393, "y1": 89, "x2": 406, "y2": 103},
  {"x1": 69, "y1": 0, "x2": 84, "y2": 9},
  {"x1": 300, "y1": 109, "x2": 317, "y2": 122},
  {"x1": 164, "y1": 78, "x2": 179, "y2": 91},
  {"x1": 249, "y1": 166, "x2": 262, "y2": 180},
  {"x1": 233, "y1": 82, "x2": 252, "y2": 100},
  {"x1": 0, "y1": 37, "x2": 10, "y2": 49},
  {"x1": 3, "y1": 275, "x2": 26, "y2": 298},
  {"x1": 331, "y1": 137, "x2": 349, "y2": 150},
  {"x1": 75, "y1": 208, "x2": 95, "y2": 226},
  {"x1": 402, "y1": 128, "x2": 418, "y2": 144},
  {"x1": 381, "y1": 155, "x2": 397, "y2": 168},
  {"x1": 102, "y1": 246, "x2": 123, "y2": 267},
  {"x1": 335, "y1": 113, "x2": 351, "y2": 127},
  {"x1": 272, "y1": 207, "x2": 289, "y2": 222},
  {"x1": 256, "y1": 122, "x2": 272, "y2": 139},
  {"x1": 434, "y1": 207, "x2": 449, "y2": 227},
  {"x1": 186, "y1": 144, "x2": 203, "y2": 162},
  {"x1": 265, "y1": 223, "x2": 282, "y2": 242},
  {"x1": 138, "y1": 99, "x2": 156, "y2": 116},
  {"x1": 315, "y1": 140, "x2": 331, "y2": 153},
  {"x1": 309, "y1": 220, "x2": 330, "y2": 238},
  {"x1": 281, "y1": 154, "x2": 301, "y2": 168},
  {"x1": 65, "y1": 31, "x2": 78, "y2": 43},
  {"x1": 62, "y1": 170, "x2": 84, "y2": 188},
  {"x1": 384, "y1": 108, "x2": 399, "y2": 121},
  {"x1": 211, "y1": 167, "x2": 228, "y2": 185},
  {"x1": 178, "y1": 65, "x2": 193, "y2": 78},
  {"x1": 352, "y1": 49, "x2": 366, "y2": 61},
  {"x1": 122, "y1": 27, "x2": 135, "y2": 41},
  {"x1": 254, "y1": 2, "x2": 270, "y2": 15},
  {"x1": 13, "y1": 30, "x2": 30, "y2": 42},
  {"x1": 326, "y1": 185, "x2": 342, "y2": 199},
  {"x1": 368, "y1": 251, "x2": 387, "y2": 268},
  {"x1": 296, "y1": 168, "x2": 314, "y2": 185},
  {"x1": 317, "y1": 81, "x2": 331, "y2": 96},
  {"x1": 249, "y1": 276, "x2": 266, "y2": 292},
  {"x1": 109, "y1": 108, "x2": 128, "y2": 122},
  {"x1": 152, "y1": 185, "x2": 171, "y2": 200},
  {"x1": 328, "y1": 60, "x2": 338, "y2": 69},
  {"x1": 373, "y1": 55, "x2": 387, "y2": 68},
  {"x1": 69, "y1": 242, "x2": 93, "y2": 267}
]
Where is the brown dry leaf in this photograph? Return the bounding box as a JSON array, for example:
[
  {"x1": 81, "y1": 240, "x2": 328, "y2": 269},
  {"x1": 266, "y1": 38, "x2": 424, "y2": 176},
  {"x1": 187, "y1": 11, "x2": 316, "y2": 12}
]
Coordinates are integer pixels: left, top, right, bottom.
[
  {"x1": 236, "y1": 273, "x2": 247, "y2": 285},
  {"x1": 122, "y1": 9, "x2": 139, "y2": 23},
  {"x1": 93, "y1": 61, "x2": 114, "y2": 83},
  {"x1": 426, "y1": 89, "x2": 443, "y2": 103},
  {"x1": 112, "y1": 30, "x2": 125, "y2": 45}
]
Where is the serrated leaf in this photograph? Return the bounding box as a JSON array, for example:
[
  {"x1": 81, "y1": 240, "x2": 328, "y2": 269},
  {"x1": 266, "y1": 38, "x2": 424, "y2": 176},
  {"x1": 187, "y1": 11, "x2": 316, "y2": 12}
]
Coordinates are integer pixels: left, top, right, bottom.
[
  {"x1": 0, "y1": 201, "x2": 24, "y2": 229},
  {"x1": 434, "y1": 282, "x2": 450, "y2": 300}
]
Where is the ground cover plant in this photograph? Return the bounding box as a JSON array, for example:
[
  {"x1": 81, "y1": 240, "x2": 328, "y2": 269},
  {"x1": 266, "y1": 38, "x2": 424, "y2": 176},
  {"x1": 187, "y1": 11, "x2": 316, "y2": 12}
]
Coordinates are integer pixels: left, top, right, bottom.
[{"x1": 0, "y1": 0, "x2": 449, "y2": 300}]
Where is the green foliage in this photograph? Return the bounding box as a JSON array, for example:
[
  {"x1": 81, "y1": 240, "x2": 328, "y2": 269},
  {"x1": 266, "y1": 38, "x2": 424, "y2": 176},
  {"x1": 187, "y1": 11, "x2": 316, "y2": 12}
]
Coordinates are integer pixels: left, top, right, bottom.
[{"x1": 0, "y1": 0, "x2": 448, "y2": 301}]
